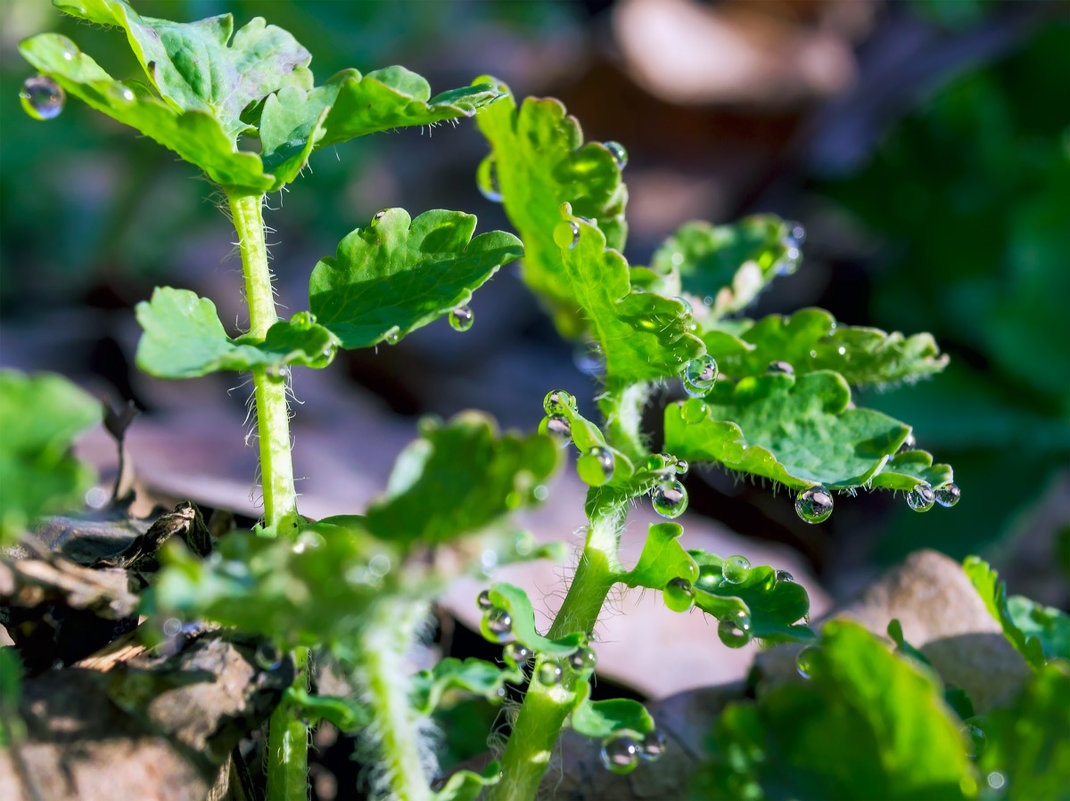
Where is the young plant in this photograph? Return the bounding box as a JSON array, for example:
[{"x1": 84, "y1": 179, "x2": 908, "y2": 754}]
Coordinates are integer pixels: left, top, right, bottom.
[{"x1": 13, "y1": 2, "x2": 973, "y2": 801}]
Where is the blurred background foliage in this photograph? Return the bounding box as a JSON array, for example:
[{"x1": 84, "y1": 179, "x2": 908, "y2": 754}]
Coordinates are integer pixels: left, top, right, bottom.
[{"x1": 1, "y1": 0, "x2": 1067, "y2": 607}]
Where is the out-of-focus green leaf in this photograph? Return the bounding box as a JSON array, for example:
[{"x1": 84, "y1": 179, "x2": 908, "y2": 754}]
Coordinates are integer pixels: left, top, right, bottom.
[
  {"x1": 308, "y1": 209, "x2": 521, "y2": 349},
  {"x1": 570, "y1": 683, "x2": 654, "y2": 739},
  {"x1": 475, "y1": 80, "x2": 627, "y2": 337},
  {"x1": 888, "y1": 618, "x2": 933, "y2": 667},
  {"x1": 696, "y1": 620, "x2": 974, "y2": 800},
  {"x1": 689, "y1": 552, "x2": 813, "y2": 643},
  {"x1": 482, "y1": 583, "x2": 584, "y2": 657},
  {"x1": 135, "y1": 287, "x2": 337, "y2": 377},
  {"x1": 365, "y1": 413, "x2": 559, "y2": 546},
  {"x1": 664, "y1": 374, "x2": 908, "y2": 490},
  {"x1": 410, "y1": 657, "x2": 521, "y2": 715},
  {"x1": 0, "y1": 370, "x2": 99, "y2": 544},
  {"x1": 703, "y1": 308, "x2": 948, "y2": 386},
  {"x1": 977, "y1": 661, "x2": 1070, "y2": 801},
  {"x1": 651, "y1": 216, "x2": 798, "y2": 319},
  {"x1": 964, "y1": 557, "x2": 1046, "y2": 670},
  {"x1": 620, "y1": 522, "x2": 699, "y2": 590},
  {"x1": 1006, "y1": 596, "x2": 1070, "y2": 663},
  {"x1": 547, "y1": 205, "x2": 704, "y2": 385}
]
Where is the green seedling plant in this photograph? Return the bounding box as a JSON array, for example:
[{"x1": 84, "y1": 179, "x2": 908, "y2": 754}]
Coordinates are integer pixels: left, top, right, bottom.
[{"x1": 14, "y1": 2, "x2": 1048, "y2": 800}]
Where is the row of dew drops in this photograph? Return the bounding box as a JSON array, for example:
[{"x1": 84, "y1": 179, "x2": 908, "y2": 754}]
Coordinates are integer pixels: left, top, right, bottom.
[
  {"x1": 478, "y1": 140, "x2": 629, "y2": 205},
  {"x1": 476, "y1": 588, "x2": 665, "y2": 775}
]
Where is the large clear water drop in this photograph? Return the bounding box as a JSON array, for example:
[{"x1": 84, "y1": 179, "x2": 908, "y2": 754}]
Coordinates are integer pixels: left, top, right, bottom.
[
  {"x1": 795, "y1": 646, "x2": 819, "y2": 679},
  {"x1": 537, "y1": 661, "x2": 563, "y2": 686},
  {"x1": 907, "y1": 482, "x2": 936, "y2": 512},
  {"x1": 543, "y1": 389, "x2": 577, "y2": 416},
  {"x1": 448, "y1": 306, "x2": 474, "y2": 332},
  {"x1": 682, "y1": 355, "x2": 717, "y2": 397},
  {"x1": 717, "y1": 614, "x2": 752, "y2": 648},
  {"x1": 935, "y1": 483, "x2": 961, "y2": 508},
  {"x1": 503, "y1": 642, "x2": 531, "y2": 668},
  {"x1": 481, "y1": 607, "x2": 513, "y2": 643},
  {"x1": 641, "y1": 730, "x2": 667, "y2": 761},
  {"x1": 604, "y1": 140, "x2": 628, "y2": 169},
  {"x1": 795, "y1": 486, "x2": 833, "y2": 524},
  {"x1": 577, "y1": 446, "x2": 615, "y2": 486},
  {"x1": 20, "y1": 75, "x2": 65, "y2": 121},
  {"x1": 722, "y1": 555, "x2": 750, "y2": 583},
  {"x1": 568, "y1": 646, "x2": 597, "y2": 673},
  {"x1": 652, "y1": 480, "x2": 688, "y2": 519},
  {"x1": 539, "y1": 414, "x2": 572, "y2": 445},
  {"x1": 663, "y1": 577, "x2": 694, "y2": 612},
  {"x1": 600, "y1": 733, "x2": 641, "y2": 774}
]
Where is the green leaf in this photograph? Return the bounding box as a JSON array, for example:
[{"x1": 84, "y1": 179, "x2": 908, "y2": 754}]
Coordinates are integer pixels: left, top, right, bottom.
[
  {"x1": 364, "y1": 413, "x2": 560, "y2": 546},
  {"x1": 689, "y1": 552, "x2": 813, "y2": 643},
  {"x1": 1007, "y1": 595, "x2": 1070, "y2": 662},
  {"x1": 482, "y1": 583, "x2": 584, "y2": 657},
  {"x1": 887, "y1": 618, "x2": 933, "y2": 667},
  {"x1": 0, "y1": 370, "x2": 99, "y2": 544},
  {"x1": 308, "y1": 209, "x2": 522, "y2": 349},
  {"x1": 702, "y1": 308, "x2": 948, "y2": 386},
  {"x1": 964, "y1": 556, "x2": 1046, "y2": 671},
  {"x1": 18, "y1": 34, "x2": 273, "y2": 192},
  {"x1": 548, "y1": 401, "x2": 634, "y2": 488},
  {"x1": 977, "y1": 661, "x2": 1070, "y2": 801},
  {"x1": 283, "y1": 687, "x2": 370, "y2": 732},
  {"x1": 620, "y1": 522, "x2": 699, "y2": 590},
  {"x1": 651, "y1": 216, "x2": 799, "y2": 319},
  {"x1": 548, "y1": 205, "x2": 704, "y2": 384},
  {"x1": 410, "y1": 657, "x2": 521, "y2": 715},
  {"x1": 869, "y1": 449, "x2": 954, "y2": 491},
  {"x1": 475, "y1": 80, "x2": 628, "y2": 337},
  {"x1": 702, "y1": 620, "x2": 974, "y2": 800},
  {"x1": 56, "y1": 0, "x2": 312, "y2": 140},
  {"x1": 570, "y1": 683, "x2": 654, "y2": 739},
  {"x1": 433, "y1": 762, "x2": 502, "y2": 801},
  {"x1": 664, "y1": 373, "x2": 909, "y2": 490},
  {"x1": 135, "y1": 287, "x2": 337, "y2": 377}
]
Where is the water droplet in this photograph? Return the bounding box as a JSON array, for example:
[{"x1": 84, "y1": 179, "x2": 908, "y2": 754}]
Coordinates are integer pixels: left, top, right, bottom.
[
  {"x1": 20, "y1": 75, "x2": 65, "y2": 121},
  {"x1": 554, "y1": 220, "x2": 581, "y2": 250},
  {"x1": 645, "y1": 453, "x2": 670, "y2": 473},
  {"x1": 641, "y1": 730, "x2": 667, "y2": 761},
  {"x1": 795, "y1": 486, "x2": 833, "y2": 524},
  {"x1": 254, "y1": 641, "x2": 282, "y2": 670},
  {"x1": 503, "y1": 642, "x2": 531, "y2": 667},
  {"x1": 795, "y1": 645, "x2": 819, "y2": 679},
  {"x1": 682, "y1": 355, "x2": 717, "y2": 397},
  {"x1": 537, "y1": 661, "x2": 563, "y2": 686},
  {"x1": 963, "y1": 724, "x2": 986, "y2": 758},
  {"x1": 767, "y1": 360, "x2": 794, "y2": 376},
  {"x1": 577, "y1": 446, "x2": 615, "y2": 486},
  {"x1": 906, "y1": 482, "x2": 935, "y2": 512},
  {"x1": 935, "y1": 483, "x2": 961, "y2": 508},
  {"x1": 372, "y1": 209, "x2": 388, "y2": 222},
  {"x1": 448, "y1": 305, "x2": 474, "y2": 332},
  {"x1": 574, "y1": 341, "x2": 606, "y2": 376},
  {"x1": 539, "y1": 414, "x2": 572, "y2": 445},
  {"x1": 663, "y1": 577, "x2": 694, "y2": 612},
  {"x1": 717, "y1": 615, "x2": 752, "y2": 648},
  {"x1": 543, "y1": 389, "x2": 577, "y2": 416},
  {"x1": 604, "y1": 140, "x2": 628, "y2": 169},
  {"x1": 600, "y1": 733, "x2": 641, "y2": 774},
  {"x1": 986, "y1": 772, "x2": 1006, "y2": 790},
  {"x1": 898, "y1": 432, "x2": 916, "y2": 453},
  {"x1": 721, "y1": 555, "x2": 750, "y2": 584},
  {"x1": 775, "y1": 569, "x2": 795, "y2": 583},
  {"x1": 682, "y1": 398, "x2": 708, "y2": 424},
  {"x1": 652, "y1": 480, "x2": 688, "y2": 519},
  {"x1": 481, "y1": 607, "x2": 513, "y2": 642},
  {"x1": 673, "y1": 295, "x2": 694, "y2": 318},
  {"x1": 784, "y1": 221, "x2": 806, "y2": 248},
  {"x1": 476, "y1": 154, "x2": 503, "y2": 202},
  {"x1": 477, "y1": 589, "x2": 493, "y2": 609},
  {"x1": 568, "y1": 646, "x2": 597, "y2": 672},
  {"x1": 384, "y1": 328, "x2": 401, "y2": 345},
  {"x1": 674, "y1": 459, "x2": 689, "y2": 477}
]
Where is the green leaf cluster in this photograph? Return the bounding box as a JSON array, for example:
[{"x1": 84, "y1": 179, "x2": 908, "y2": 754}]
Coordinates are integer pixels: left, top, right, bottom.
[{"x1": 0, "y1": 369, "x2": 100, "y2": 543}]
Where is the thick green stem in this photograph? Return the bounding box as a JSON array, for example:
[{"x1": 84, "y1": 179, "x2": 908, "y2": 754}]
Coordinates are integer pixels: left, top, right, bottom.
[
  {"x1": 358, "y1": 599, "x2": 434, "y2": 801},
  {"x1": 488, "y1": 504, "x2": 625, "y2": 801},
  {"x1": 226, "y1": 191, "x2": 299, "y2": 538},
  {"x1": 226, "y1": 191, "x2": 305, "y2": 801},
  {"x1": 266, "y1": 647, "x2": 309, "y2": 801}
]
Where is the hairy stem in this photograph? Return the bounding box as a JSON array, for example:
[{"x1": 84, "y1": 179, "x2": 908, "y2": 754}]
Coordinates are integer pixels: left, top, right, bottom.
[
  {"x1": 357, "y1": 599, "x2": 434, "y2": 801},
  {"x1": 598, "y1": 381, "x2": 649, "y2": 466},
  {"x1": 226, "y1": 191, "x2": 300, "y2": 538},
  {"x1": 488, "y1": 503, "x2": 625, "y2": 801},
  {"x1": 227, "y1": 191, "x2": 305, "y2": 801}
]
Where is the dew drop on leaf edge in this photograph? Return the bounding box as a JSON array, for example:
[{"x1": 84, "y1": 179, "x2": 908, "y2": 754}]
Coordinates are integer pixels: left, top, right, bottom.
[
  {"x1": 795, "y1": 486, "x2": 833, "y2": 524},
  {"x1": 601, "y1": 732, "x2": 641, "y2": 774},
  {"x1": 503, "y1": 642, "x2": 531, "y2": 667},
  {"x1": 907, "y1": 482, "x2": 936, "y2": 512},
  {"x1": 577, "y1": 446, "x2": 615, "y2": 486},
  {"x1": 717, "y1": 616, "x2": 752, "y2": 648},
  {"x1": 721, "y1": 555, "x2": 750, "y2": 584},
  {"x1": 775, "y1": 569, "x2": 795, "y2": 583},
  {"x1": 663, "y1": 577, "x2": 694, "y2": 612},
  {"x1": 795, "y1": 645, "x2": 819, "y2": 679},
  {"x1": 537, "y1": 661, "x2": 563, "y2": 686},
  {"x1": 477, "y1": 589, "x2": 493, "y2": 610},
  {"x1": 681, "y1": 398, "x2": 708, "y2": 424},
  {"x1": 539, "y1": 414, "x2": 572, "y2": 445},
  {"x1": 568, "y1": 646, "x2": 597, "y2": 672},
  {"x1": 20, "y1": 75, "x2": 65, "y2": 121},
  {"x1": 652, "y1": 480, "x2": 688, "y2": 519},
  {"x1": 935, "y1": 483, "x2": 961, "y2": 507},
  {"x1": 482, "y1": 607, "x2": 513, "y2": 643},
  {"x1": 682, "y1": 355, "x2": 717, "y2": 397},
  {"x1": 543, "y1": 389, "x2": 577, "y2": 416},
  {"x1": 604, "y1": 140, "x2": 628, "y2": 169},
  {"x1": 448, "y1": 305, "x2": 474, "y2": 332},
  {"x1": 554, "y1": 219, "x2": 581, "y2": 250},
  {"x1": 641, "y1": 730, "x2": 667, "y2": 761}
]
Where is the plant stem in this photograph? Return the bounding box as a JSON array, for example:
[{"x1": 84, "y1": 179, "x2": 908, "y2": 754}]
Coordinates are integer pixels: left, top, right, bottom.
[
  {"x1": 488, "y1": 503, "x2": 625, "y2": 801},
  {"x1": 266, "y1": 646, "x2": 309, "y2": 801},
  {"x1": 598, "y1": 380, "x2": 649, "y2": 466},
  {"x1": 226, "y1": 191, "x2": 300, "y2": 538},
  {"x1": 358, "y1": 599, "x2": 434, "y2": 801},
  {"x1": 226, "y1": 191, "x2": 306, "y2": 801}
]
